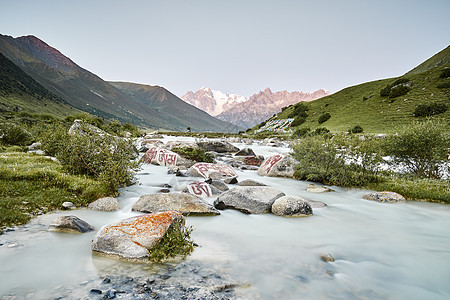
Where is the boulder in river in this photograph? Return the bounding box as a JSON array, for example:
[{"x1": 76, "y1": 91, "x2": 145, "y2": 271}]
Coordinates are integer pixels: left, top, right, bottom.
[
  {"x1": 362, "y1": 191, "x2": 406, "y2": 203},
  {"x1": 48, "y1": 215, "x2": 94, "y2": 233},
  {"x1": 235, "y1": 148, "x2": 256, "y2": 156},
  {"x1": 133, "y1": 193, "x2": 220, "y2": 216},
  {"x1": 186, "y1": 162, "x2": 237, "y2": 179},
  {"x1": 197, "y1": 141, "x2": 239, "y2": 153},
  {"x1": 257, "y1": 154, "x2": 297, "y2": 178},
  {"x1": 91, "y1": 211, "x2": 184, "y2": 261},
  {"x1": 88, "y1": 197, "x2": 120, "y2": 211},
  {"x1": 214, "y1": 186, "x2": 285, "y2": 214},
  {"x1": 306, "y1": 184, "x2": 335, "y2": 193},
  {"x1": 238, "y1": 179, "x2": 266, "y2": 186},
  {"x1": 142, "y1": 146, "x2": 179, "y2": 167},
  {"x1": 271, "y1": 196, "x2": 313, "y2": 217},
  {"x1": 209, "y1": 180, "x2": 229, "y2": 192}
]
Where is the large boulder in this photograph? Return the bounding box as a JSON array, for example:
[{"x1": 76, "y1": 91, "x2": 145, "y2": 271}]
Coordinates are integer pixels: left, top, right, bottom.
[
  {"x1": 235, "y1": 148, "x2": 256, "y2": 156},
  {"x1": 91, "y1": 211, "x2": 184, "y2": 261},
  {"x1": 238, "y1": 179, "x2": 266, "y2": 186},
  {"x1": 197, "y1": 141, "x2": 239, "y2": 153},
  {"x1": 362, "y1": 191, "x2": 406, "y2": 203},
  {"x1": 271, "y1": 196, "x2": 313, "y2": 217},
  {"x1": 48, "y1": 215, "x2": 94, "y2": 233},
  {"x1": 88, "y1": 197, "x2": 120, "y2": 211},
  {"x1": 132, "y1": 193, "x2": 220, "y2": 216},
  {"x1": 141, "y1": 146, "x2": 179, "y2": 167},
  {"x1": 214, "y1": 186, "x2": 285, "y2": 214},
  {"x1": 257, "y1": 154, "x2": 297, "y2": 178},
  {"x1": 186, "y1": 163, "x2": 237, "y2": 180},
  {"x1": 185, "y1": 181, "x2": 212, "y2": 197}
]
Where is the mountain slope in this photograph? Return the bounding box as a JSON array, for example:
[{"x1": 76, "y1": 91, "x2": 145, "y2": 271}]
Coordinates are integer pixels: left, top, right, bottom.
[
  {"x1": 272, "y1": 61, "x2": 450, "y2": 133},
  {"x1": 217, "y1": 88, "x2": 329, "y2": 128},
  {"x1": 109, "y1": 82, "x2": 240, "y2": 132},
  {"x1": 181, "y1": 87, "x2": 247, "y2": 116},
  {"x1": 0, "y1": 34, "x2": 235, "y2": 132},
  {"x1": 406, "y1": 45, "x2": 450, "y2": 75},
  {"x1": 0, "y1": 52, "x2": 80, "y2": 117}
]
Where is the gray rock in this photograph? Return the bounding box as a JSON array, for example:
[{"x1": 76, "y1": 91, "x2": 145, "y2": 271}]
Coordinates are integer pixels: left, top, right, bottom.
[
  {"x1": 132, "y1": 193, "x2": 220, "y2": 216},
  {"x1": 91, "y1": 211, "x2": 184, "y2": 261},
  {"x1": 238, "y1": 179, "x2": 266, "y2": 186},
  {"x1": 306, "y1": 184, "x2": 334, "y2": 193},
  {"x1": 197, "y1": 141, "x2": 239, "y2": 153},
  {"x1": 48, "y1": 216, "x2": 94, "y2": 233},
  {"x1": 362, "y1": 191, "x2": 406, "y2": 203},
  {"x1": 271, "y1": 196, "x2": 313, "y2": 217},
  {"x1": 28, "y1": 142, "x2": 41, "y2": 151},
  {"x1": 235, "y1": 148, "x2": 256, "y2": 156},
  {"x1": 307, "y1": 200, "x2": 327, "y2": 208},
  {"x1": 88, "y1": 197, "x2": 120, "y2": 211},
  {"x1": 209, "y1": 180, "x2": 229, "y2": 192},
  {"x1": 214, "y1": 186, "x2": 285, "y2": 214},
  {"x1": 209, "y1": 185, "x2": 222, "y2": 195},
  {"x1": 176, "y1": 156, "x2": 195, "y2": 168},
  {"x1": 62, "y1": 201, "x2": 76, "y2": 210},
  {"x1": 257, "y1": 154, "x2": 298, "y2": 178},
  {"x1": 224, "y1": 177, "x2": 238, "y2": 184},
  {"x1": 320, "y1": 253, "x2": 335, "y2": 262}
]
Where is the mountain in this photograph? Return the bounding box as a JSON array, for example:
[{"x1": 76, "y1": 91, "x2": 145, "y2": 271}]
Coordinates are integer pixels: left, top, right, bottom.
[
  {"x1": 0, "y1": 51, "x2": 80, "y2": 117},
  {"x1": 181, "y1": 87, "x2": 247, "y2": 116},
  {"x1": 406, "y1": 45, "x2": 450, "y2": 75},
  {"x1": 0, "y1": 34, "x2": 236, "y2": 132},
  {"x1": 216, "y1": 88, "x2": 329, "y2": 128},
  {"x1": 109, "y1": 82, "x2": 241, "y2": 132},
  {"x1": 271, "y1": 46, "x2": 450, "y2": 133}
]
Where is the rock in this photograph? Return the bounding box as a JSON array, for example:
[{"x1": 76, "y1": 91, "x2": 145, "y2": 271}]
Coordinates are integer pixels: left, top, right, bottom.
[
  {"x1": 62, "y1": 201, "x2": 76, "y2": 210},
  {"x1": 141, "y1": 146, "x2": 178, "y2": 167},
  {"x1": 362, "y1": 191, "x2": 406, "y2": 203},
  {"x1": 235, "y1": 148, "x2": 256, "y2": 156},
  {"x1": 88, "y1": 197, "x2": 120, "y2": 211},
  {"x1": 91, "y1": 211, "x2": 184, "y2": 260},
  {"x1": 209, "y1": 180, "x2": 229, "y2": 192},
  {"x1": 320, "y1": 253, "x2": 335, "y2": 262},
  {"x1": 224, "y1": 177, "x2": 238, "y2": 184},
  {"x1": 214, "y1": 186, "x2": 285, "y2": 214},
  {"x1": 185, "y1": 181, "x2": 212, "y2": 197},
  {"x1": 209, "y1": 184, "x2": 222, "y2": 195},
  {"x1": 28, "y1": 142, "x2": 41, "y2": 151},
  {"x1": 132, "y1": 193, "x2": 220, "y2": 216},
  {"x1": 306, "y1": 184, "x2": 334, "y2": 193},
  {"x1": 197, "y1": 141, "x2": 239, "y2": 153},
  {"x1": 257, "y1": 154, "x2": 297, "y2": 178},
  {"x1": 238, "y1": 179, "x2": 266, "y2": 186},
  {"x1": 271, "y1": 196, "x2": 313, "y2": 217},
  {"x1": 185, "y1": 163, "x2": 237, "y2": 179},
  {"x1": 68, "y1": 119, "x2": 106, "y2": 136},
  {"x1": 243, "y1": 155, "x2": 265, "y2": 167},
  {"x1": 176, "y1": 156, "x2": 195, "y2": 168},
  {"x1": 48, "y1": 216, "x2": 94, "y2": 233},
  {"x1": 307, "y1": 200, "x2": 327, "y2": 208}
]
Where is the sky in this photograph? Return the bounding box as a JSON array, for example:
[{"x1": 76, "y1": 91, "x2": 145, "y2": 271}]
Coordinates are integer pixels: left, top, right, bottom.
[{"x1": 0, "y1": 0, "x2": 449, "y2": 98}]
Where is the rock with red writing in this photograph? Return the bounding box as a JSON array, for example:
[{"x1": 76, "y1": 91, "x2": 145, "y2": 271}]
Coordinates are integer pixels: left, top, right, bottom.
[
  {"x1": 187, "y1": 181, "x2": 212, "y2": 197},
  {"x1": 141, "y1": 146, "x2": 179, "y2": 167},
  {"x1": 257, "y1": 154, "x2": 297, "y2": 178},
  {"x1": 186, "y1": 163, "x2": 238, "y2": 179},
  {"x1": 91, "y1": 211, "x2": 184, "y2": 261},
  {"x1": 214, "y1": 186, "x2": 285, "y2": 214},
  {"x1": 132, "y1": 193, "x2": 220, "y2": 216}
]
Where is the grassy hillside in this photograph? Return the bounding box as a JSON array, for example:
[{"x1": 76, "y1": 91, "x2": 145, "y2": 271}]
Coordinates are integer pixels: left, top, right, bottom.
[
  {"x1": 407, "y1": 45, "x2": 450, "y2": 75},
  {"x1": 272, "y1": 63, "x2": 449, "y2": 134}
]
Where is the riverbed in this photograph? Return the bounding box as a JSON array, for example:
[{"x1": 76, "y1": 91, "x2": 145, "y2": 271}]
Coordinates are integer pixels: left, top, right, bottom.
[{"x1": 1, "y1": 136, "x2": 449, "y2": 299}]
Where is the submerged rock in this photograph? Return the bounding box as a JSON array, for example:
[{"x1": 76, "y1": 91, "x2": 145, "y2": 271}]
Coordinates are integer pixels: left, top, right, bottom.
[
  {"x1": 88, "y1": 197, "x2": 120, "y2": 211},
  {"x1": 257, "y1": 154, "x2": 297, "y2": 178},
  {"x1": 362, "y1": 191, "x2": 406, "y2": 203},
  {"x1": 214, "y1": 186, "x2": 285, "y2": 214},
  {"x1": 91, "y1": 211, "x2": 184, "y2": 261},
  {"x1": 238, "y1": 179, "x2": 266, "y2": 186},
  {"x1": 132, "y1": 193, "x2": 220, "y2": 216},
  {"x1": 62, "y1": 201, "x2": 76, "y2": 210},
  {"x1": 307, "y1": 200, "x2": 327, "y2": 208},
  {"x1": 271, "y1": 196, "x2": 313, "y2": 217},
  {"x1": 48, "y1": 216, "x2": 94, "y2": 233},
  {"x1": 197, "y1": 141, "x2": 239, "y2": 153},
  {"x1": 320, "y1": 253, "x2": 335, "y2": 262},
  {"x1": 306, "y1": 184, "x2": 334, "y2": 193}
]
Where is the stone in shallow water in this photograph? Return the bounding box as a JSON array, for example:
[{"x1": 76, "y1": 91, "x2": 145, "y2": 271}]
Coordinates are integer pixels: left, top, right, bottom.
[
  {"x1": 48, "y1": 216, "x2": 94, "y2": 233},
  {"x1": 362, "y1": 191, "x2": 406, "y2": 203},
  {"x1": 257, "y1": 154, "x2": 297, "y2": 178},
  {"x1": 91, "y1": 211, "x2": 184, "y2": 261},
  {"x1": 88, "y1": 197, "x2": 120, "y2": 211},
  {"x1": 306, "y1": 184, "x2": 334, "y2": 193},
  {"x1": 238, "y1": 179, "x2": 266, "y2": 186},
  {"x1": 271, "y1": 196, "x2": 313, "y2": 217},
  {"x1": 186, "y1": 162, "x2": 237, "y2": 179}
]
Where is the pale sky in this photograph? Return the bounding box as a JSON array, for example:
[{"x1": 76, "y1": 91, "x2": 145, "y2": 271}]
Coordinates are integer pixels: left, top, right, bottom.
[{"x1": 1, "y1": 0, "x2": 449, "y2": 98}]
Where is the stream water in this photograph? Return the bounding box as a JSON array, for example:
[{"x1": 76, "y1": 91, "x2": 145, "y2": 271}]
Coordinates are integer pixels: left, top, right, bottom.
[{"x1": 1, "y1": 136, "x2": 449, "y2": 299}]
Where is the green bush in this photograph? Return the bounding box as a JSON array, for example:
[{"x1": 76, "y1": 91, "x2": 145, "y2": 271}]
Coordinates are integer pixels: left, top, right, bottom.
[
  {"x1": 171, "y1": 146, "x2": 214, "y2": 163},
  {"x1": 291, "y1": 116, "x2": 306, "y2": 127},
  {"x1": 288, "y1": 103, "x2": 309, "y2": 118},
  {"x1": 0, "y1": 122, "x2": 33, "y2": 146},
  {"x1": 392, "y1": 78, "x2": 410, "y2": 86},
  {"x1": 384, "y1": 119, "x2": 449, "y2": 178},
  {"x1": 348, "y1": 125, "x2": 364, "y2": 134},
  {"x1": 413, "y1": 103, "x2": 447, "y2": 117},
  {"x1": 439, "y1": 68, "x2": 450, "y2": 79},
  {"x1": 437, "y1": 81, "x2": 450, "y2": 89},
  {"x1": 311, "y1": 127, "x2": 330, "y2": 136},
  {"x1": 389, "y1": 84, "x2": 410, "y2": 98},
  {"x1": 380, "y1": 84, "x2": 392, "y2": 97},
  {"x1": 293, "y1": 127, "x2": 310, "y2": 138},
  {"x1": 318, "y1": 113, "x2": 331, "y2": 124}
]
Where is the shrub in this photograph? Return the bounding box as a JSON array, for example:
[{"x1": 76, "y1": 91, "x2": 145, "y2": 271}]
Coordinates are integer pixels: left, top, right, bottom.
[
  {"x1": 291, "y1": 116, "x2": 306, "y2": 127},
  {"x1": 392, "y1": 78, "x2": 410, "y2": 86},
  {"x1": 389, "y1": 84, "x2": 409, "y2": 98},
  {"x1": 414, "y1": 103, "x2": 447, "y2": 117},
  {"x1": 439, "y1": 68, "x2": 450, "y2": 79},
  {"x1": 312, "y1": 127, "x2": 330, "y2": 136},
  {"x1": 380, "y1": 84, "x2": 392, "y2": 97},
  {"x1": 384, "y1": 119, "x2": 449, "y2": 179},
  {"x1": 0, "y1": 122, "x2": 33, "y2": 146},
  {"x1": 293, "y1": 127, "x2": 310, "y2": 138},
  {"x1": 437, "y1": 82, "x2": 450, "y2": 89},
  {"x1": 171, "y1": 146, "x2": 214, "y2": 163},
  {"x1": 318, "y1": 113, "x2": 331, "y2": 124},
  {"x1": 288, "y1": 103, "x2": 309, "y2": 118},
  {"x1": 348, "y1": 125, "x2": 364, "y2": 134}
]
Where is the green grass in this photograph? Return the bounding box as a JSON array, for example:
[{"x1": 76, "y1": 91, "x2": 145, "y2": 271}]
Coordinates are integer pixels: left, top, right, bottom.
[
  {"x1": 0, "y1": 151, "x2": 110, "y2": 229},
  {"x1": 269, "y1": 63, "x2": 450, "y2": 134}
]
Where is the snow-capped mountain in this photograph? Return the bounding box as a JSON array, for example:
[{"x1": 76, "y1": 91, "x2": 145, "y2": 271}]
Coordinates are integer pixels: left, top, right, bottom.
[{"x1": 181, "y1": 87, "x2": 247, "y2": 116}]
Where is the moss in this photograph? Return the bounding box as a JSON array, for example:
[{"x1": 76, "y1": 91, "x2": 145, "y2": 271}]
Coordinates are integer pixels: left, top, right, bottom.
[{"x1": 171, "y1": 146, "x2": 214, "y2": 163}]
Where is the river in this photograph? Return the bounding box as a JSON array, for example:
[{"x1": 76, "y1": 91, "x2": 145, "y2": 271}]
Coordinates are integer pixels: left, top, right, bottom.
[{"x1": 1, "y1": 136, "x2": 449, "y2": 299}]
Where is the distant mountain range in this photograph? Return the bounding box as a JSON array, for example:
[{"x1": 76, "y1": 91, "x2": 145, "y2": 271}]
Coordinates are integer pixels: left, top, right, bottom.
[
  {"x1": 182, "y1": 86, "x2": 328, "y2": 128},
  {"x1": 0, "y1": 34, "x2": 237, "y2": 132}
]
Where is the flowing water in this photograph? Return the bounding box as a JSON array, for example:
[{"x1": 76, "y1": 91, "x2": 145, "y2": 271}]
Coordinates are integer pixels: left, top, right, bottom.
[{"x1": 1, "y1": 137, "x2": 449, "y2": 299}]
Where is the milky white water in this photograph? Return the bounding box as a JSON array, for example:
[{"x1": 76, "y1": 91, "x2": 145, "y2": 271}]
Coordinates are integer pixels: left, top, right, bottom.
[{"x1": 1, "y1": 137, "x2": 450, "y2": 299}]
